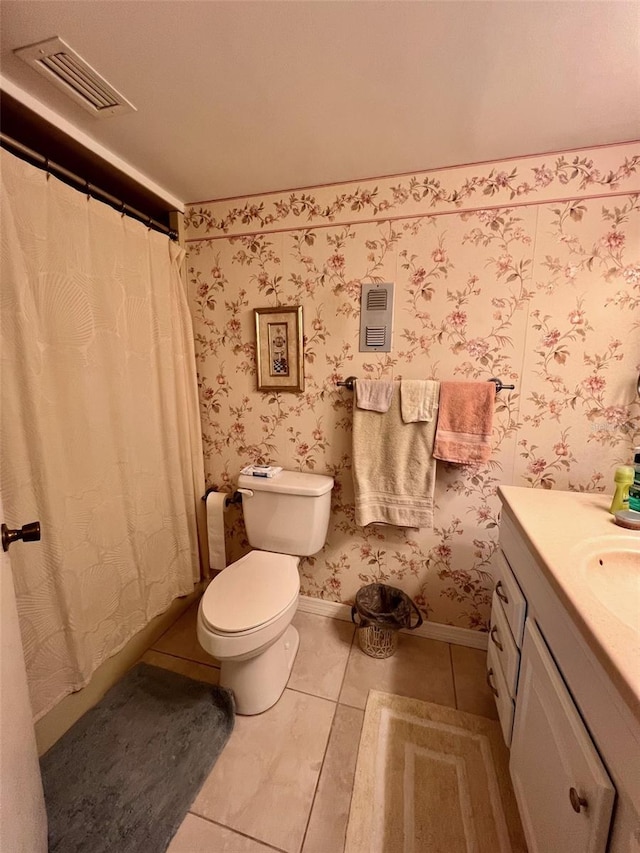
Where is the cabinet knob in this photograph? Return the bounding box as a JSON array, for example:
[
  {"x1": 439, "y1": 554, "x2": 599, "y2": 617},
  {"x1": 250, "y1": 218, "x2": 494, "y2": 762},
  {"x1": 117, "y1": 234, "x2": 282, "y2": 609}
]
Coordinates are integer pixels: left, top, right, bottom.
[
  {"x1": 495, "y1": 581, "x2": 509, "y2": 604},
  {"x1": 569, "y1": 787, "x2": 588, "y2": 813},
  {"x1": 486, "y1": 667, "x2": 499, "y2": 698},
  {"x1": 490, "y1": 625, "x2": 503, "y2": 651}
]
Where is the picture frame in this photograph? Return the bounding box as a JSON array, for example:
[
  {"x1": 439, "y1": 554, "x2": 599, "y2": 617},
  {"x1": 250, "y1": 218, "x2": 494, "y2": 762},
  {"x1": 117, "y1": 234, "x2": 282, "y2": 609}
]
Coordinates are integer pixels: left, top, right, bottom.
[{"x1": 254, "y1": 305, "x2": 304, "y2": 392}]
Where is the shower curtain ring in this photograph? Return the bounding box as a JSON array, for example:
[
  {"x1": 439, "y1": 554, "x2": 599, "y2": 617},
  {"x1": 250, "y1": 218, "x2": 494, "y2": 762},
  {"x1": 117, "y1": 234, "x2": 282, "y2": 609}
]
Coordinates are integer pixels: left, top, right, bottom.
[
  {"x1": 45, "y1": 159, "x2": 50, "y2": 180},
  {"x1": 120, "y1": 202, "x2": 126, "y2": 217},
  {"x1": 85, "y1": 180, "x2": 91, "y2": 201}
]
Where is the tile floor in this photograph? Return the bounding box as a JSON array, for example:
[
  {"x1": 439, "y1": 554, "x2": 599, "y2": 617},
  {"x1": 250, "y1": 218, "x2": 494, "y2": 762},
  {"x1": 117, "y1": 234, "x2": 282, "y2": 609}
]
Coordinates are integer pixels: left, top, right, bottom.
[{"x1": 141, "y1": 602, "x2": 497, "y2": 853}]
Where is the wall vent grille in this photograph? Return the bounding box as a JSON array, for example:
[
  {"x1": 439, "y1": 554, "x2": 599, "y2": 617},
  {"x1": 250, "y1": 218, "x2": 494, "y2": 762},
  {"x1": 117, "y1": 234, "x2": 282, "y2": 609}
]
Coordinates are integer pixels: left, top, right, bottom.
[
  {"x1": 366, "y1": 289, "x2": 388, "y2": 311},
  {"x1": 14, "y1": 37, "x2": 136, "y2": 118},
  {"x1": 359, "y1": 283, "x2": 394, "y2": 352},
  {"x1": 365, "y1": 327, "x2": 387, "y2": 348}
]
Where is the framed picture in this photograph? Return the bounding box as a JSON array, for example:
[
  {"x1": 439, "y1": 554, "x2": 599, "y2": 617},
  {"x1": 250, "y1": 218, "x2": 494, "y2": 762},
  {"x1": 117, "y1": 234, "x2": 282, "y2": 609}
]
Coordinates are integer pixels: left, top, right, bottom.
[{"x1": 254, "y1": 305, "x2": 304, "y2": 392}]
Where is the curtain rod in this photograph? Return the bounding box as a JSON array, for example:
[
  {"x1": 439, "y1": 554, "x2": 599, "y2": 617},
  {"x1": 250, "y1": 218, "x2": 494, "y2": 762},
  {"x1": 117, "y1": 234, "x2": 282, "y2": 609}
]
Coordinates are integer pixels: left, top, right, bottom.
[{"x1": 0, "y1": 133, "x2": 177, "y2": 240}]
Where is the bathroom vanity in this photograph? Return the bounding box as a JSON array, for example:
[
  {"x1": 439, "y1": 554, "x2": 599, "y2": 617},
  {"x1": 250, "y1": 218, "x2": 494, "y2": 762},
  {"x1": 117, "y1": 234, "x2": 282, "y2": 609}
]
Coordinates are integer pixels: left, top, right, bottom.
[{"x1": 489, "y1": 486, "x2": 640, "y2": 853}]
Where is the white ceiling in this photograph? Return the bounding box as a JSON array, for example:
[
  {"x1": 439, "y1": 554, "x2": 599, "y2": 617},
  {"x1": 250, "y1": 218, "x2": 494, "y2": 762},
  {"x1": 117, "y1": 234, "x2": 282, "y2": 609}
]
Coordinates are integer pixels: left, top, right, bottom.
[{"x1": 1, "y1": 1, "x2": 639, "y2": 205}]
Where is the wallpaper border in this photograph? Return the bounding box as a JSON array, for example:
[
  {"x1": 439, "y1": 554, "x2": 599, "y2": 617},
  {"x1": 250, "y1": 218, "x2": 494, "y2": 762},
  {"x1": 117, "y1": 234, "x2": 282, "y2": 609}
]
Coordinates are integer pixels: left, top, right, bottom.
[{"x1": 185, "y1": 141, "x2": 640, "y2": 239}]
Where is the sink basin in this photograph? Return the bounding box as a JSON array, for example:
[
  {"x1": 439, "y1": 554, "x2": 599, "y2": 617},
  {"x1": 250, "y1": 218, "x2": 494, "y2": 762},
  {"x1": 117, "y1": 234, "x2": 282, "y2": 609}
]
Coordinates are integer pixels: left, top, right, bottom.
[{"x1": 572, "y1": 536, "x2": 640, "y2": 631}]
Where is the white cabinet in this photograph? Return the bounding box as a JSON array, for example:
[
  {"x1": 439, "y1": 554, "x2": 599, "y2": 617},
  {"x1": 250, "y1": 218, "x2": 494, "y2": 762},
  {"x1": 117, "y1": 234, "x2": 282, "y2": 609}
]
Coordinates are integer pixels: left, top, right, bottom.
[
  {"x1": 510, "y1": 621, "x2": 615, "y2": 853},
  {"x1": 493, "y1": 501, "x2": 640, "y2": 853}
]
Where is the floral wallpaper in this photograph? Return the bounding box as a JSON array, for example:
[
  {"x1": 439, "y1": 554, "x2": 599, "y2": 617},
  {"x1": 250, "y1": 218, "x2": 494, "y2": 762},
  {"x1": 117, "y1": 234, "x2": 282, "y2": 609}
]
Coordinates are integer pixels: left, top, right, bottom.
[{"x1": 185, "y1": 143, "x2": 640, "y2": 632}]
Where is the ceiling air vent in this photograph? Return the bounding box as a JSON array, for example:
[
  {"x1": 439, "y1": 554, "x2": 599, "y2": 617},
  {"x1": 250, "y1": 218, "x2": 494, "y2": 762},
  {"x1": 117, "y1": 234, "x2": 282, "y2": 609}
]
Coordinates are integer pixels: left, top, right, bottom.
[
  {"x1": 359, "y1": 283, "x2": 394, "y2": 352},
  {"x1": 14, "y1": 36, "x2": 136, "y2": 118}
]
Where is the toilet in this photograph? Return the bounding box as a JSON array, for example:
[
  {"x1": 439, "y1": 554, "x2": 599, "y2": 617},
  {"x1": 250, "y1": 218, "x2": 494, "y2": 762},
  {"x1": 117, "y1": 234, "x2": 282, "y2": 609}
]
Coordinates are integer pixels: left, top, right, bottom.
[{"x1": 197, "y1": 469, "x2": 334, "y2": 715}]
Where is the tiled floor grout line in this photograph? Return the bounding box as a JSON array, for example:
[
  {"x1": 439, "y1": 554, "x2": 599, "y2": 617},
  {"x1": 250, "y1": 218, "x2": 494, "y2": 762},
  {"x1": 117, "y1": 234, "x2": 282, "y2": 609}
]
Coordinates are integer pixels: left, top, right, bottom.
[
  {"x1": 186, "y1": 812, "x2": 288, "y2": 852},
  {"x1": 336, "y1": 621, "x2": 357, "y2": 703},
  {"x1": 286, "y1": 685, "x2": 340, "y2": 703},
  {"x1": 335, "y1": 697, "x2": 366, "y2": 712},
  {"x1": 332, "y1": 631, "x2": 364, "y2": 853},
  {"x1": 148, "y1": 648, "x2": 221, "y2": 670},
  {"x1": 297, "y1": 698, "x2": 340, "y2": 853},
  {"x1": 297, "y1": 623, "x2": 356, "y2": 853},
  {"x1": 338, "y1": 752, "x2": 357, "y2": 853}
]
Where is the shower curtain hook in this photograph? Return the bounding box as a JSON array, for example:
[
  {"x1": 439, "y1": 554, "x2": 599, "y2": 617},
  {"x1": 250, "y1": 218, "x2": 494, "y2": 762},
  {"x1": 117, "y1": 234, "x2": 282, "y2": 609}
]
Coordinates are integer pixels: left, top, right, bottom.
[
  {"x1": 85, "y1": 180, "x2": 91, "y2": 201},
  {"x1": 44, "y1": 158, "x2": 50, "y2": 180},
  {"x1": 120, "y1": 202, "x2": 126, "y2": 218}
]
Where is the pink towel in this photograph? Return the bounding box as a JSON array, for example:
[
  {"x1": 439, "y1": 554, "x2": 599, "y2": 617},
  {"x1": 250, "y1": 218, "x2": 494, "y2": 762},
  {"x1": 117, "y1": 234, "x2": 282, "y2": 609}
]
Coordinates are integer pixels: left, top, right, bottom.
[
  {"x1": 355, "y1": 379, "x2": 394, "y2": 413},
  {"x1": 433, "y1": 381, "x2": 496, "y2": 464}
]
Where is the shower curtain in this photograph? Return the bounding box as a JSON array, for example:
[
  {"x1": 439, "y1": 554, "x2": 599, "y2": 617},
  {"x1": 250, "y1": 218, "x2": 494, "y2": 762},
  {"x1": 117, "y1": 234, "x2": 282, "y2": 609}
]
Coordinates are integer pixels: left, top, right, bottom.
[{"x1": 0, "y1": 149, "x2": 205, "y2": 719}]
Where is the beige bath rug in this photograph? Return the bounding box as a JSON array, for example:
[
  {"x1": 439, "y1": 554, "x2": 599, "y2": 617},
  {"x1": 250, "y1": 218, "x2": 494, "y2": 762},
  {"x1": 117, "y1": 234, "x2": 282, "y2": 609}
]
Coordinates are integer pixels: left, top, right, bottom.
[{"x1": 345, "y1": 691, "x2": 527, "y2": 853}]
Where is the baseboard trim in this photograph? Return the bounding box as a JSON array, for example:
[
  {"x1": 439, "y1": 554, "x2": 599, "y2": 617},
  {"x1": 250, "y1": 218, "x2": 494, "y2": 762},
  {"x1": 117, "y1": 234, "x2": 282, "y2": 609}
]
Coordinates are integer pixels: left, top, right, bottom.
[{"x1": 297, "y1": 594, "x2": 488, "y2": 650}]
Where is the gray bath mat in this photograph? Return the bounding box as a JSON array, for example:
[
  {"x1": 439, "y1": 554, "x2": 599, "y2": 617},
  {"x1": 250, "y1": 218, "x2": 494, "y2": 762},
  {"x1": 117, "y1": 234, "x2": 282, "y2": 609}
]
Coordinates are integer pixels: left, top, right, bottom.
[{"x1": 41, "y1": 662, "x2": 235, "y2": 853}]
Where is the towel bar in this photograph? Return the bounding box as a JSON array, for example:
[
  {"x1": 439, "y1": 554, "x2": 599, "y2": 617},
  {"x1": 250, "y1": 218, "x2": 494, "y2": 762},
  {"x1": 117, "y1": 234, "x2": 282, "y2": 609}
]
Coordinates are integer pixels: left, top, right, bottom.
[
  {"x1": 335, "y1": 376, "x2": 515, "y2": 392},
  {"x1": 487, "y1": 377, "x2": 516, "y2": 392}
]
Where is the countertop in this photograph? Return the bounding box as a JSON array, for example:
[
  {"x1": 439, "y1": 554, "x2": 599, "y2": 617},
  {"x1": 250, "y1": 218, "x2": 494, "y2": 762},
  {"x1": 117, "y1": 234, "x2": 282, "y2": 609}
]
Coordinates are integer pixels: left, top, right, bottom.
[{"x1": 498, "y1": 485, "x2": 640, "y2": 716}]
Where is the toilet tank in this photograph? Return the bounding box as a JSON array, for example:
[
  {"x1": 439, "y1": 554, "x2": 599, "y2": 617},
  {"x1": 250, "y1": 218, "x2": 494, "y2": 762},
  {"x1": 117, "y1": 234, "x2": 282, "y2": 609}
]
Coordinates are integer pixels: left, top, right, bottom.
[{"x1": 238, "y1": 470, "x2": 334, "y2": 556}]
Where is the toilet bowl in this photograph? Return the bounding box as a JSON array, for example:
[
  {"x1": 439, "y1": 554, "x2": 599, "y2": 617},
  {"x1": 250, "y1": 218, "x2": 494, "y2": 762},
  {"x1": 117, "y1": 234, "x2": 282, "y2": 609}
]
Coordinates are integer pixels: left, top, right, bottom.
[
  {"x1": 197, "y1": 551, "x2": 300, "y2": 715},
  {"x1": 197, "y1": 469, "x2": 333, "y2": 715}
]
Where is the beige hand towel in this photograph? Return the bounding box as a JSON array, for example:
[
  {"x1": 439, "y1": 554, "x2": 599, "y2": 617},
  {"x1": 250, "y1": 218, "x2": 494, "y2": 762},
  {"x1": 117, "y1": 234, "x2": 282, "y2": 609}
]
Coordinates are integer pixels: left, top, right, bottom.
[
  {"x1": 400, "y1": 380, "x2": 439, "y2": 423},
  {"x1": 355, "y1": 379, "x2": 394, "y2": 413},
  {"x1": 352, "y1": 383, "x2": 439, "y2": 528},
  {"x1": 433, "y1": 381, "x2": 496, "y2": 464}
]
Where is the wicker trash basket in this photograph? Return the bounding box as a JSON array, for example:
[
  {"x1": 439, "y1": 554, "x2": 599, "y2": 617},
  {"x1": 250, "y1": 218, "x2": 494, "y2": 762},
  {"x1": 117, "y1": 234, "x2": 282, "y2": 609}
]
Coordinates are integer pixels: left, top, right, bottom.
[{"x1": 351, "y1": 583, "x2": 423, "y2": 658}]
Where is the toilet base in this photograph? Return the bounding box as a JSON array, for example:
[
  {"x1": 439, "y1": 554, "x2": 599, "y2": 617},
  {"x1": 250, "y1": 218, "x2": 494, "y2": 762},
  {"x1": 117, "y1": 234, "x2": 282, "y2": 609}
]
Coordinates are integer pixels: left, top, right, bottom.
[{"x1": 219, "y1": 624, "x2": 300, "y2": 715}]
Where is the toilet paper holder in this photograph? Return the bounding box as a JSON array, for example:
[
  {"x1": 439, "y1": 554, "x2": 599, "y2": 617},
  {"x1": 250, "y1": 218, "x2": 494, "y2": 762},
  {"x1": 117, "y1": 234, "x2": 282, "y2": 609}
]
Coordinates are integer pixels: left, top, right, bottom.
[{"x1": 202, "y1": 487, "x2": 243, "y2": 508}]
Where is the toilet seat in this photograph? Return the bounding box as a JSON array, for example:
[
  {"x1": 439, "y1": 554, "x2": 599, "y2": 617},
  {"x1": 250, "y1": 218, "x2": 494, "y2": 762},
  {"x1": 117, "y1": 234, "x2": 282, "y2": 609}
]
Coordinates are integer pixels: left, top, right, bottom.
[{"x1": 200, "y1": 550, "x2": 299, "y2": 635}]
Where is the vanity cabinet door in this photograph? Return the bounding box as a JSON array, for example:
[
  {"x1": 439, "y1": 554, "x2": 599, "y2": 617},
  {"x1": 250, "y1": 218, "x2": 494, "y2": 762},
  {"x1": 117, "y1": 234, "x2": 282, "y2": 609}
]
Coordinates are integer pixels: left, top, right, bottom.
[
  {"x1": 495, "y1": 551, "x2": 526, "y2": 647},
  {"x1": 487, "y1": 639, "x2": 515, "y2": 747},
  {"x1": 510, "y1": 621, "x2": 615, "y2": 853},
  {"x1": 489, "y1": 588, "x2": 520, "y2": 697}
]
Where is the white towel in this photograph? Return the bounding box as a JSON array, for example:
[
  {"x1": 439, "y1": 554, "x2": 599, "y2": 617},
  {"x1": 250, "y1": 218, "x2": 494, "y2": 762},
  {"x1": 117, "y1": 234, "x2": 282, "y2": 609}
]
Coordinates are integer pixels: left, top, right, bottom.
[
  {"x1": 355, "y1": 379, "x2": 394, "y2": 413},
  {"x1": 352, "y1": 383, "x2": 439, "y2": 528},
  {"x1": 400, "y1": 380, "x2": 439, "y2": 423}
]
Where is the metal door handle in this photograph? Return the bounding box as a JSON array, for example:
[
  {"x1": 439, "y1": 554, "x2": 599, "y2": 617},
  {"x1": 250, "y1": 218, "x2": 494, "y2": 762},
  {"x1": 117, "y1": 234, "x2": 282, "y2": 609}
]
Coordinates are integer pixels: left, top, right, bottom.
[
  {"x1": 495, "y1": 580, "x2": 509, "y2": 604},
  {"x1": 490, "y1": 625, "x2": 503, "y2": 651},
  {"x1": 2, "y1": 521, "x2": 41, "y2": 552},
  {"x1": 486, "y1": 667, "x2": 499, "y2": 698},
  {"x1": 569, "y1": 787, "x2": 588, "y2": 813}
]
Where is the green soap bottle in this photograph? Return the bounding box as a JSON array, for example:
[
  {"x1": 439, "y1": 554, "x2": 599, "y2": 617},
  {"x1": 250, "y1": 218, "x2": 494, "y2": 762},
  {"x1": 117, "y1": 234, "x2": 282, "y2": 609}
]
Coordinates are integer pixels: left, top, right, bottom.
[
  {"x1": 610, "y1": 466, "x2": 634, "y2": 514},
  {"x1": 630, "y1": 449, "x2": 640, "y2": 513}
]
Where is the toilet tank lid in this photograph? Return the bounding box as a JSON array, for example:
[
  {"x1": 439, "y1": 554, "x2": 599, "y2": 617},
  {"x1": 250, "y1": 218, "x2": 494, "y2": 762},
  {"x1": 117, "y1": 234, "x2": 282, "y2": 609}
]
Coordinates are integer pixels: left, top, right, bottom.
[{"x1": 238, "y1": 470, "x2": 333, "y2": 496}]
